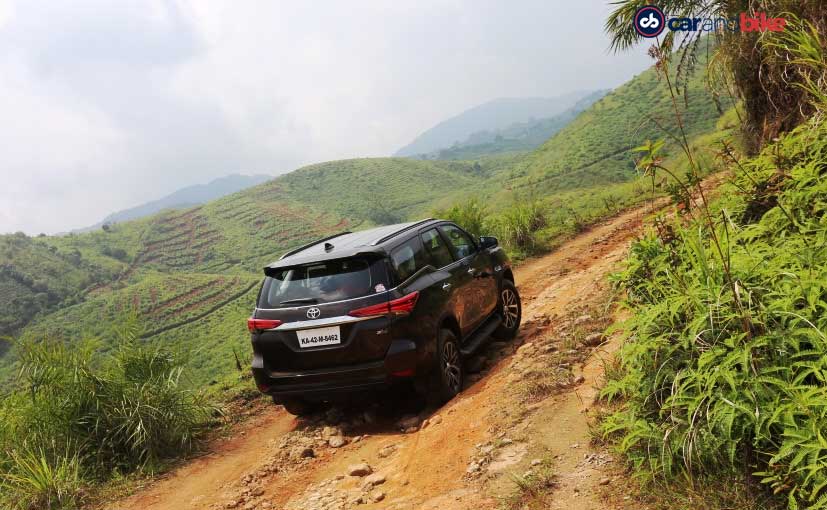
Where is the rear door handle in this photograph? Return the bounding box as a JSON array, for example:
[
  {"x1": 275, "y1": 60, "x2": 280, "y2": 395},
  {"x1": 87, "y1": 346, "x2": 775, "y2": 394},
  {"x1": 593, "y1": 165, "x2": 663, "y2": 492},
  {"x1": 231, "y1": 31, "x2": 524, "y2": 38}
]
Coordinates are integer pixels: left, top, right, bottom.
[{"x1": 442, "y1": 282, "x2": 452, "y2": 291}]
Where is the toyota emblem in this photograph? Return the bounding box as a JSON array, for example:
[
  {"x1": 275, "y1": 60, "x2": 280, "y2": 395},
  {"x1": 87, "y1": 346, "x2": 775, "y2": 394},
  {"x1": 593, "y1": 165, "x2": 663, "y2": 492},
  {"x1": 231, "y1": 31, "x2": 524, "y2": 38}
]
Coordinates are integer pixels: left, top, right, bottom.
[{"x1": 306, "y1": 307, "x2": 321, "y2": 319}]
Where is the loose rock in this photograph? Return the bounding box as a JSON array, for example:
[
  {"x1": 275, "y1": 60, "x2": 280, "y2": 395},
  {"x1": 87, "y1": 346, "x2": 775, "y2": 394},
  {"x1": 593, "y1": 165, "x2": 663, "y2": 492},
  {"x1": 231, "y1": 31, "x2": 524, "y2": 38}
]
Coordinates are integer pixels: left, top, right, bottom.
[
  {"x1": 377, "y1": 445, "x2": 397, "y2": 458},
  {"x1": 347, "y1": 463, "x2": 373, "y2": 477},
  {"x1": 583, "y1": 332, "x2": 605, "y2": 347},
  {"x1": 328, "y1": 436, "x2": 347, "y2": 448},
  {"x1": 364, "y1": 473, "x2": 386, "y2": 487},
  {"x1": 574, "y1": 314, "x2": 592, "y2": 326}
]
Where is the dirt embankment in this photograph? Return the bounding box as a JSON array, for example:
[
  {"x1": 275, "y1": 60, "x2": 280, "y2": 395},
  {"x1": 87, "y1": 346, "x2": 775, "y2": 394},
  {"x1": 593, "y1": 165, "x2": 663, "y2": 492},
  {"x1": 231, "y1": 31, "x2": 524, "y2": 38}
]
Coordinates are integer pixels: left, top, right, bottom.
[{"x1": 107, "y1": 203, "x2": 663, "y2": 510}]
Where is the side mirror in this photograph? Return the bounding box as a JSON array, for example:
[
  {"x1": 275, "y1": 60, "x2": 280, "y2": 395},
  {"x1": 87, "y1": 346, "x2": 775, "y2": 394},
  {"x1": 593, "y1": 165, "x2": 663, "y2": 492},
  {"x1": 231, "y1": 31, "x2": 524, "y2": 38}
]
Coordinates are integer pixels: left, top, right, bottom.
[{"x1": 479, "y1": 236, "x2": 498, "y2": 250}]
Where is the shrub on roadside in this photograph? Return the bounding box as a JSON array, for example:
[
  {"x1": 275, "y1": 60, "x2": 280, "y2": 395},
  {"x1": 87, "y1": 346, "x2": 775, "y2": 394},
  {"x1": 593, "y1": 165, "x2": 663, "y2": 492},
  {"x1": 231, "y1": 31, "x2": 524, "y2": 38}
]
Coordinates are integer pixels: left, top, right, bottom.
[
  {"x1": 0, "y1": 320, "x2": 217, "y2": 508},
  {"x1": 488, "y1": 199, "x2": 548, "y2": 256},
  {"x1": 602, "y1": 118, "x2": 827, "y2": 509},
  {"x1": 433, "y1": 198, "x2": 488, "y2": 238}
]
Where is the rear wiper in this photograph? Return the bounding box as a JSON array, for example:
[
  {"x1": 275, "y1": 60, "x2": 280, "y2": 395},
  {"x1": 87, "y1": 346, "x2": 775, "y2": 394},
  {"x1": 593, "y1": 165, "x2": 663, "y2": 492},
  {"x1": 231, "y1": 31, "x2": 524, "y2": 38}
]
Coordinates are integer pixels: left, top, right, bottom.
[{"x1": 279, "y1": 297, "x2": 318, "y2": 305}]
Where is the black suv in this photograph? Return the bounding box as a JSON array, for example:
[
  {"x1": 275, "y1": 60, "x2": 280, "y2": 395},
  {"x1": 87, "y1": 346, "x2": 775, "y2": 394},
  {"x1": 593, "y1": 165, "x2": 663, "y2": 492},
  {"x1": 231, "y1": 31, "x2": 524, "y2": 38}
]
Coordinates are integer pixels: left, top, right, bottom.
[{"x1": 248, "y1": 218, "x2": 521, "y2": 415}]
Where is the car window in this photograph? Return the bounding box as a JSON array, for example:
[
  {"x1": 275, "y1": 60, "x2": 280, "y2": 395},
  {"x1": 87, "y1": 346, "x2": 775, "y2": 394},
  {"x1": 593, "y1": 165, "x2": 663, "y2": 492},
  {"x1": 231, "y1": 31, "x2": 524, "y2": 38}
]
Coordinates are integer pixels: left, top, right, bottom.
[
  {"x1": 258, "y1": 258, "x2": 380, "y2": 307},
  {"x1": 439, "y1": 224, "x2": 476, "y2": 259},
  {"x1": 390, "y1": 237, "x2": 426, "y2": 283},
  {"x1": 420, "y1": 228, "x2": 454, "y2": 268}
]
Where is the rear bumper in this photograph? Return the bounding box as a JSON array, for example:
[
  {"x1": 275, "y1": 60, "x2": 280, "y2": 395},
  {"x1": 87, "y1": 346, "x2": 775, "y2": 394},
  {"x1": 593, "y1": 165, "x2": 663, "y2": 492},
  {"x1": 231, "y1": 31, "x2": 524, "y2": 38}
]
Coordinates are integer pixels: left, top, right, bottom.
[{"x1": 252, "y1": 338, "x2": 419, "y2": 401}]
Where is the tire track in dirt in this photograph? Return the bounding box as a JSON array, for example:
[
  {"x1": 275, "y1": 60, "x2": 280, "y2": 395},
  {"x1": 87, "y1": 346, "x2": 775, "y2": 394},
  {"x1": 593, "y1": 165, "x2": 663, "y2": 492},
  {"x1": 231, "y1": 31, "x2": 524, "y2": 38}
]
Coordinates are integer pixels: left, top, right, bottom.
[{"x1": 105, "y1": 202, "x2": 663, "y2": 510}]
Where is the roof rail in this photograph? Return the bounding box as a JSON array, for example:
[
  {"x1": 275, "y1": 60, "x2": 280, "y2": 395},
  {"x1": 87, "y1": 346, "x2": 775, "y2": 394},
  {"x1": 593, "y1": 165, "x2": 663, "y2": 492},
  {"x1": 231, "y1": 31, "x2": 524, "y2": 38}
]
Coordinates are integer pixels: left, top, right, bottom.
[
  {"x1": 279, "y1": 231, "x2": 352, "y2": 260},
  {"x1": 370, "y1": 218, "x2": 436, "y2": 246}
]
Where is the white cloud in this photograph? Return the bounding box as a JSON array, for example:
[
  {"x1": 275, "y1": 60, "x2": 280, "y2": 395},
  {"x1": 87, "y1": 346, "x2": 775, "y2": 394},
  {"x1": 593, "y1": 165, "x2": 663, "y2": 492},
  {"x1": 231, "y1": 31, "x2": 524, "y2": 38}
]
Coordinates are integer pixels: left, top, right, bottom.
[
  {"x1": 0, "y1": 1, "x2": 12, "y2": 30},
  {"x1": 0, "y1": 0, "x2": 650, "y2": 234}
]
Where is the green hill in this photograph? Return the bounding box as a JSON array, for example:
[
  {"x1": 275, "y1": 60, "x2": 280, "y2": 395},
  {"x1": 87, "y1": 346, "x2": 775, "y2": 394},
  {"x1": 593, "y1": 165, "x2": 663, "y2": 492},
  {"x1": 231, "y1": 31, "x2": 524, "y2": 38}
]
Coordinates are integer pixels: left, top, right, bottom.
[
  {"x1": 412, "y1": 90, "x2": 608, "y2": 160},
  {"x1": 505, "y1": 45, "x2": 729, "y2": 196},
  {"x1": 394, "y1": 92, "x2": 599, "y2": 157}
]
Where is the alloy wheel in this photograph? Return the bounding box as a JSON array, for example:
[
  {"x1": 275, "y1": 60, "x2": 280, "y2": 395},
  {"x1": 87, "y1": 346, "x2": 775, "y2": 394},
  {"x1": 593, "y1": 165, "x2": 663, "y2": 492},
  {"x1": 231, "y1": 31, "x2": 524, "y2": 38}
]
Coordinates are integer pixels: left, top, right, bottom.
[
  {"x1": 502, "y1": 289, "x2": 519, "y2": 329},
  {"x1": 441, "y1": 340, "x2": 461, "y2": 391}
]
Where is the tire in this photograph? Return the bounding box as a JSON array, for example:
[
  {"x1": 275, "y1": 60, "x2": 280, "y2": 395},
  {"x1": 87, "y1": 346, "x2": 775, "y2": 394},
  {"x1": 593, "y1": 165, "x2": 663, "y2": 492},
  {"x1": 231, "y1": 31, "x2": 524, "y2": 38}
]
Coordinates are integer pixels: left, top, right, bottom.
[
  {"x1": 279, "y1": 397, "x2": 317, "y2": 417},
  {"x1": 433, "y1": 328, "x2": 463, "y2": 404},
  {"x1": 493, "y1": 280, "x2": 521, "y2": 339}
]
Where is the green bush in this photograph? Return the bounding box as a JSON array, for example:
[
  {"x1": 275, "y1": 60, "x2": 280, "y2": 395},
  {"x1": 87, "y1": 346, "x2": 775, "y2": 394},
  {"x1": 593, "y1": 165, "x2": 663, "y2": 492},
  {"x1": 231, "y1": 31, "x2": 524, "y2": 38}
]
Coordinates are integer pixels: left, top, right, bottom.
[
  {"x1": 0, "y1": 321, "x2": 217, "y2": 508},
  {"x1": 602, "y1": 118, "x2": 827, "y2": 509},
  {"x1": 488, "y1": 199, "x2": 548, "y2": 256},
  {"x1": 433, "y1": 198, "x2": 488, "y2": 238}
]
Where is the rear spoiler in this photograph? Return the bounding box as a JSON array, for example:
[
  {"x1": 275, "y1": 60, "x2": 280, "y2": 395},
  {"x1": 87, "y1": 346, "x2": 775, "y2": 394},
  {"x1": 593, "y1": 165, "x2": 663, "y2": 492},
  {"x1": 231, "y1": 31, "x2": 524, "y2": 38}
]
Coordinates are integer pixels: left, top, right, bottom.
[{"x1": 263, "y1": 251, "x2": 386, "y2": 278}]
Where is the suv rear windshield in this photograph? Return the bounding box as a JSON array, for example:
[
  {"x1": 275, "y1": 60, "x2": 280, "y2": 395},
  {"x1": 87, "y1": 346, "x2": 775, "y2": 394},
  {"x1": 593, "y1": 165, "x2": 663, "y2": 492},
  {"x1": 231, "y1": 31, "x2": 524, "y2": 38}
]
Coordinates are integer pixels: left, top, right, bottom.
[{"x1": 258, "y1": 258, "x2": 386, "y2": 308}]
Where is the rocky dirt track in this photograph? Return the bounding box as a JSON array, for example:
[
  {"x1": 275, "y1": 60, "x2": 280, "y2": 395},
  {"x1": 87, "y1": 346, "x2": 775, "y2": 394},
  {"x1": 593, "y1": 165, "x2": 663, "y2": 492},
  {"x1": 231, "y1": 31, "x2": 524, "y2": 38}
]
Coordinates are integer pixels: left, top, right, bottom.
[{"x1": 107, "y1": 202, "x2": 665, "y2": 510}]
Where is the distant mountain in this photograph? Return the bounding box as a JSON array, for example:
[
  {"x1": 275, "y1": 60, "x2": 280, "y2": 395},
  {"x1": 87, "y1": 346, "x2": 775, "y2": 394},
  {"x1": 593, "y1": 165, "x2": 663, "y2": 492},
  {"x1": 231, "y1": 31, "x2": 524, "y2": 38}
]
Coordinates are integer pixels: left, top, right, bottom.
[
  {"x1": 394, "y1": 92, "x2": 599, "y2": 157},
  {"x1": 75, "y1": 174, "x2": 272, "y2": 232},
  {"x1": 414, "y1": 90, "x2": 609, "y2": 160}
]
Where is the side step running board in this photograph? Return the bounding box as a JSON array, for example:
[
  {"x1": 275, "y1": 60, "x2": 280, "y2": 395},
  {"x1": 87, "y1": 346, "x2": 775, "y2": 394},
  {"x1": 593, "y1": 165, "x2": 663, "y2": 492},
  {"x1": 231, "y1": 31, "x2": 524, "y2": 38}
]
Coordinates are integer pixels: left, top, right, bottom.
[{"x1": 460, "y1": 315, "x2": 502, "y2": 357}]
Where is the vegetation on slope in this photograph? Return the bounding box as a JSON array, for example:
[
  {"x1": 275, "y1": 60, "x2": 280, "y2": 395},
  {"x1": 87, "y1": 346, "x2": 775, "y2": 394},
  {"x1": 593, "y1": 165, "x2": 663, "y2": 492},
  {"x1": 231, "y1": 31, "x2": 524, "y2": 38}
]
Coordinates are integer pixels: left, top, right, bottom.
[
  {"x1": 605, "y1": 113, "x2": 827, "y2": 510},
  {"x1": 601, "y1": 9, "x2": 827, "y2": 509},
  {"x1": 0, "y1": 233, "x2": 119, "y2": 337}
]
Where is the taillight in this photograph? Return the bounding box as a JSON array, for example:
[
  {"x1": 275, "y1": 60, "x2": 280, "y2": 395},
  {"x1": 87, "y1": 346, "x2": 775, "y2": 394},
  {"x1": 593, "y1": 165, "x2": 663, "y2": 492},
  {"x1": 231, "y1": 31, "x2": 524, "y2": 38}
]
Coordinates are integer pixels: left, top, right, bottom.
[
  {"x1": 388, "y1": 291, "x2": 419, "y2": 315},
  {"x1": 247, "y1": 318, "x2": 283, "y2": 332},
  {"x1": 348, "y1": 291, "x2": 419, "y2": 318}
]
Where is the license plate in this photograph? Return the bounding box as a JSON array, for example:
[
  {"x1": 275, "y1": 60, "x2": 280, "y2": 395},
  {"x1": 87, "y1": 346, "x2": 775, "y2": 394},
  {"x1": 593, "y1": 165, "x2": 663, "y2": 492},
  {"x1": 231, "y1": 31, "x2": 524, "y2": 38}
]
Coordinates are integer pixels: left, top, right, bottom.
[{"x1": 296, "y1": 326, "x2": 341, "y2": 348}]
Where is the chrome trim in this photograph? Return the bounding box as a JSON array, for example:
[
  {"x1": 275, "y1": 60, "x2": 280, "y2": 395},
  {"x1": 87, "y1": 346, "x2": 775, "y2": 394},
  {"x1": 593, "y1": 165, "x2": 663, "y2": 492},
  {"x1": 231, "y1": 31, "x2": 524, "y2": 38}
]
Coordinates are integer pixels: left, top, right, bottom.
[
  {"x1": 255, "y1": 291, "x2": 390, "y2": 311},
  {"x1": 266, "y1": 314, "x2": 377, "y2": 331}
]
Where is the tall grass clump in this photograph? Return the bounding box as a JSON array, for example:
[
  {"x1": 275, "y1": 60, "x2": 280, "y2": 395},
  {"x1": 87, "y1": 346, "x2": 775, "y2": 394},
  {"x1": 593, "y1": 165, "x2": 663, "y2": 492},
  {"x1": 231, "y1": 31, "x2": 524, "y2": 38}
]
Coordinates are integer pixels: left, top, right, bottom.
[
  {"x1": 434, "y1": 197, "x2": 548, "y2": 258},
  {"x1": 0, "y1": 320, "x2": 217, "y2": 508},
  {"x1": 434, "y1": 198, "x2": 488, "y2": 238}
]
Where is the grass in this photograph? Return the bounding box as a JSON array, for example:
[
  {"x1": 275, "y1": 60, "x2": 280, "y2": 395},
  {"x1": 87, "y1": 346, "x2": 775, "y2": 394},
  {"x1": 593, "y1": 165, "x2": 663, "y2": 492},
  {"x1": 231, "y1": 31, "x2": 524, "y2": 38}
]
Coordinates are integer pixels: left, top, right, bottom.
[
  {"x1": 500, "y1": 459, "x2": 557, "y2": 510},
  {"x1": 0, "y1": 447, "x2": 83, "y2": 510}
]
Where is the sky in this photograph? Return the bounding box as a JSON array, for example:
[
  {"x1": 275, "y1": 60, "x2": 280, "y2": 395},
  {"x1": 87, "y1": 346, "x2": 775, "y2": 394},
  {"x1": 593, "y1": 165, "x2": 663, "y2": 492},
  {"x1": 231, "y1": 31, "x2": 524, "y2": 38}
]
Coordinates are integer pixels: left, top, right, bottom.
[{"x1": 0, "y1": 0, "x2": 651, "y2": 234}]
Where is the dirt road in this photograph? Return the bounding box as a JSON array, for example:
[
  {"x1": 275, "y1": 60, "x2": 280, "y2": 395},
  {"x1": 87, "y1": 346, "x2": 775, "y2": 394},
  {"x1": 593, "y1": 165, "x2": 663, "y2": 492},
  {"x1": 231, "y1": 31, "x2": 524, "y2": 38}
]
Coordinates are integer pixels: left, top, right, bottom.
[{"x1": 108, "y1": 202, "x2": 660, "y2": 510}]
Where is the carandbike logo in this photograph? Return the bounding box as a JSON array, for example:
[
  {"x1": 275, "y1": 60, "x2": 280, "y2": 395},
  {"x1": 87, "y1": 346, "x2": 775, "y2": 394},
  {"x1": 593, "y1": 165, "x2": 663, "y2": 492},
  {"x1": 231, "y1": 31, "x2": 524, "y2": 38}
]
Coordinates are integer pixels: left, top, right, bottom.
[
  {"x1": 634, "y1": 5, "x2": 665, "y2": 38},
  {"x1": 633, "y1": 5, "x2": 787, "y2": 37}
]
